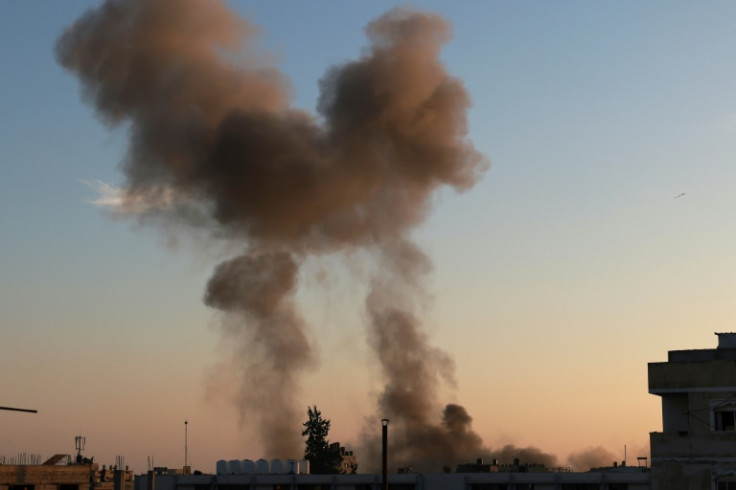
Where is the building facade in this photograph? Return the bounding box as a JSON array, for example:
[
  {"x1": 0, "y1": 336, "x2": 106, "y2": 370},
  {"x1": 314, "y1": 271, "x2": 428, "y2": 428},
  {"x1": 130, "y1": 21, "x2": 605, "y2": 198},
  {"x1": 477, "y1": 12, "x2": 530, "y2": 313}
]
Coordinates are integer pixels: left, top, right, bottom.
[
  {"x1": 0, "y1": 460, "x2": 133, "y2": 490},
  {"x1": 649, "y1": 332, "x2": 736, "y2": 489},
  {"x1": 135, "y1": 466, "x2": 651, "y2": 490}
]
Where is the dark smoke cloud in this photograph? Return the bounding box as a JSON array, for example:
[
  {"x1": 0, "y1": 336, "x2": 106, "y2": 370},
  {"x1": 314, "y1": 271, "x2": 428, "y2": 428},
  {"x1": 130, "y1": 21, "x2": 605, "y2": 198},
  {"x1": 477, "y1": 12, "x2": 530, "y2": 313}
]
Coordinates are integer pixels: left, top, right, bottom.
[
  {"x1": 490, "y1": 445, "x2": 559, "y2": 469},
  {"x1": 58, "y1": 0, "x2": 488, "y2": 460},
  {"x1": 566, "y1": 446, "x2": 618, "y2": 471},
  {"x1": 204, "y1": 252, "x2": 314, "y2": 455}
]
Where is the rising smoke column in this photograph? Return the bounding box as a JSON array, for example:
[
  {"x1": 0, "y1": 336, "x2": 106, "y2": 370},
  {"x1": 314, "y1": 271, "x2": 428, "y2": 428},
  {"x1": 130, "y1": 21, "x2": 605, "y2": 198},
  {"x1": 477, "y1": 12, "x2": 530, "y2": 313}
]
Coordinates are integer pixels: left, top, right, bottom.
[
  {"x1": 57, "y1": 0, "x2": 487, "y2": 460},
  {"x1": 204, "y1": 251, "x2": 314, "y2": 455}
]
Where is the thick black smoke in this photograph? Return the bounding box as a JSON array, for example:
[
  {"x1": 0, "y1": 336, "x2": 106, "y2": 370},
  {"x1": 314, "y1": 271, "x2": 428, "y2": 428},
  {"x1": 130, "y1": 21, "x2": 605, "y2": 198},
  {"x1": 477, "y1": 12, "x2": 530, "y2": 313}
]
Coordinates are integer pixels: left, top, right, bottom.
[{"x1": 58, "y1": 0, "x2": 490, "y2": 462}]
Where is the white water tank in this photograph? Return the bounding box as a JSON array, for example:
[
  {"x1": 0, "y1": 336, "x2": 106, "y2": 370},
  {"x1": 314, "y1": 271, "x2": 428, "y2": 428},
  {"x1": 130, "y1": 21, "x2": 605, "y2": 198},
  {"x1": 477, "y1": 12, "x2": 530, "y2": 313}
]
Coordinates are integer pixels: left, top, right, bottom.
[
  {"x1": 255, "y1": 459, "x2": 269, "y2": 474},
  {"x1": 227, "y1": 459, "x2": 242, "y2": 475},
  {"x1": 285, "y1": 459, "x2": 299, "y2": 474},
  {"x1": 242, "y1": 459, "x2": 255, "y2": 475},
  {"x1": 299, "y1": 459, "x2": 310, "y2": 475},
  {"x1": 270, "y1": 459, "x2": 283, "y2": 474},
  {"x1": 216, "y1": 460, "x2": 228, "y2": 475}
]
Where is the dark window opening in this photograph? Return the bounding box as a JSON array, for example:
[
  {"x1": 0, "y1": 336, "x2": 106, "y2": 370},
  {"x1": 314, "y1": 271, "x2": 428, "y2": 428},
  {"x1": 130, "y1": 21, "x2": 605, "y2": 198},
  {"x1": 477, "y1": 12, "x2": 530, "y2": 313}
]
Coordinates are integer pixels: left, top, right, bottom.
[{"x1": 715, "y1": 408, "x2": 736, "y2": 431}]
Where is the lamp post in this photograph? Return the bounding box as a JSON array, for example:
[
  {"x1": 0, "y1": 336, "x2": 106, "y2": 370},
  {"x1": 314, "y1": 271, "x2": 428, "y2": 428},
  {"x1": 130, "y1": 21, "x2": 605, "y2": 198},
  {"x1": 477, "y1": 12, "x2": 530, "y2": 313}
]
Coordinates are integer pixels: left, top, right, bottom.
[{"x1": 381, "y1": 419, "x2": 389, "y2": 490}]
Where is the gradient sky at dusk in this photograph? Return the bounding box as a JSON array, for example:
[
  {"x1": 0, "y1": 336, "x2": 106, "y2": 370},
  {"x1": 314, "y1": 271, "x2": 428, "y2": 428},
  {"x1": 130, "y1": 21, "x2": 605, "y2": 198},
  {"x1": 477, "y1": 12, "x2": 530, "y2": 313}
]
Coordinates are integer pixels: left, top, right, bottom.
[{"x1": 2, "y1": 0, "x2": 736, "y2": 473}]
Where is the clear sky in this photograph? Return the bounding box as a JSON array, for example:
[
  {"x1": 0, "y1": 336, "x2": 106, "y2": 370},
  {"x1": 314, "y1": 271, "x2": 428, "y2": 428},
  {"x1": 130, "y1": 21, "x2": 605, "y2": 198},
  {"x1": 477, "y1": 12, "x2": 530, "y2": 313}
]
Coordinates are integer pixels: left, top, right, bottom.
[{"x1": 2, "y1": 0, "x2": 736, "y2": 474}]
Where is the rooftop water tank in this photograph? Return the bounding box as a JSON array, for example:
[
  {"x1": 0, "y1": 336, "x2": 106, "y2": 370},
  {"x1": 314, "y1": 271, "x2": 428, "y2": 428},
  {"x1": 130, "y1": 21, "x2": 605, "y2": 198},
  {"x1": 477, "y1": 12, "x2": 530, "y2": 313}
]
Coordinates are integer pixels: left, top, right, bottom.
[
  {"x1": 270, "y1": 459, "x2": 283, "y2": 474},
  {"x1": 242, "y1": 459, "x2": 255, "y2": 475},
  {"x1": 227, "y1": 459, "x2": 242, "y2": 475},
  {"x1": 255, "y1": 459, "x2": 269, "y2": 474},
  {"x1": 216, "y1": 460, "x2": 228, "y2": 476},
  {"x1": 285, "y1": 459, "x2": 298, "y2": 474}
]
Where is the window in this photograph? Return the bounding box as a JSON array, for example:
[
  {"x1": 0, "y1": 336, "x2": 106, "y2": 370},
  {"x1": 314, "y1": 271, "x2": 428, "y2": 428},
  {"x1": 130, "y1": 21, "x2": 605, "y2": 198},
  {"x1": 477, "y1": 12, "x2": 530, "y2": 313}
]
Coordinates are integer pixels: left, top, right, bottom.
[
  {"x1": 718, "y1": 481, "x2": 736, "y2": 490},
  {"x1": 714, "y1": 403, "x2": 736, "y2": 431}
]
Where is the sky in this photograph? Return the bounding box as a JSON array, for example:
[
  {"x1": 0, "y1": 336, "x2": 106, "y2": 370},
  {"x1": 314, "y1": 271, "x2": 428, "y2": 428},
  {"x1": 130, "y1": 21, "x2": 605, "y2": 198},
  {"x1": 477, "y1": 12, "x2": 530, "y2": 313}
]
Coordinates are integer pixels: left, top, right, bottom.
[{"x1": 2, "y1": 0, "x2": 736, "y2": 474}]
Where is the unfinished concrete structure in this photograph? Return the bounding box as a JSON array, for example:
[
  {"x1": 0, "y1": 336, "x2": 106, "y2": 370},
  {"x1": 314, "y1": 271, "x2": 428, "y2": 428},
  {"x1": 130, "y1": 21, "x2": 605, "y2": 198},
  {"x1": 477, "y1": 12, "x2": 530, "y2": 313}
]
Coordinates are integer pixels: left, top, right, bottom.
[
  {"x1": 649, "y1": 332, "x2": 736, "y2": 489},
  {"x1": 0, "y1": 459, "x2": 133, "y2": 490}
]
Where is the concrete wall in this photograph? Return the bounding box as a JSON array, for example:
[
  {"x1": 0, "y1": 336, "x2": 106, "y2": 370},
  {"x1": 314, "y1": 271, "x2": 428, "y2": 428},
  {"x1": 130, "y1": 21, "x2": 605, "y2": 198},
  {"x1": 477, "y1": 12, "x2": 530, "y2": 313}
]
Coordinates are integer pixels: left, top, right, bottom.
[
  {"x1": 651, "y1": 461, "x2": 717, "y2": 490},
  {"x1": 661, "y1": 393, "x2": 689, "y2": 433},
  {"x1": 0, "y1": 465, "x2": 93, "y2": 486},
  {"x1": 651, "y1": 432, "x2": 736, "y2": 460},
  {"x1": 649, "y1": 361, "x2": 736, "y2": 393}
]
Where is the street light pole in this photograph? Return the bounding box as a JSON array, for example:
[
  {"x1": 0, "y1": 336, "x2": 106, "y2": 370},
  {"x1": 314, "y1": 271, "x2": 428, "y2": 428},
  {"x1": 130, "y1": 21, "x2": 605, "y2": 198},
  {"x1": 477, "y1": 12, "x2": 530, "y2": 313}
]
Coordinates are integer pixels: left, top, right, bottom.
[{"x1": 381, "y1": 419, "x2": 389, "y2": 490}]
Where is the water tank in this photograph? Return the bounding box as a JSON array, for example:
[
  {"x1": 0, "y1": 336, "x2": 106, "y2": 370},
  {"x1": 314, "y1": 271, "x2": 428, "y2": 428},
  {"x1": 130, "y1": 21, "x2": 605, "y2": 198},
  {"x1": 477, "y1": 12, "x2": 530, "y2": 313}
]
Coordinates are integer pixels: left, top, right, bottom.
[
  {"x1": 270, "y1": 459, "x2": 283, "y2": 474},
  {"x1": 216, "y1": 460, "x2": 228, "y2": 475},
  {"x1": 242, "y1": 459, "x2": 255, "y2": 475},
  {"x1": 299, "y1": 459, "x2": 310, "y2": 475},
  {"x1": 285, "y1": 459, "x2": 299, "y2": 474},
  {"x1": 256, "y1": 459, "x2": 269, "y2": 474},
  {"x1": 227, "y1": 459, "x2": 242, "y2": 475}
]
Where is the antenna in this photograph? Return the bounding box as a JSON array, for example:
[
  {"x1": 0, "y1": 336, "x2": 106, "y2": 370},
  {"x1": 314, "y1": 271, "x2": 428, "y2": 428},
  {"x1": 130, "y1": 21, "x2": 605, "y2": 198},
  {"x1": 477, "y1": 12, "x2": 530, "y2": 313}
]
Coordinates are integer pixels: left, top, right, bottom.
[
  {"x1": 184, "y1": 420, "x2": 188, "y2": 468},
  {"x1": 75, "y1": 435, "x2": 86, "y2": 462}
]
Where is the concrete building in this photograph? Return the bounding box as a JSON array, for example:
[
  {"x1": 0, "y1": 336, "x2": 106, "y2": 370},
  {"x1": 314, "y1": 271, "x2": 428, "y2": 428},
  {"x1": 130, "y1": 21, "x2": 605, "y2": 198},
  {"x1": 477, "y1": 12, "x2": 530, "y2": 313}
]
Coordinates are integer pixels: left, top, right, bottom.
[
  {"x1": 135, "y1": 465, "x2": 651, "y2": 490},
  {"x1": 335, "y1": 445, "x2": 358, "y2": 475},
  {"x1": 649, "y1": 332, "x2": 736, "y2": 489},
  {"x1": 0, "y1": 458, "x2": 133, "y2": 490}
]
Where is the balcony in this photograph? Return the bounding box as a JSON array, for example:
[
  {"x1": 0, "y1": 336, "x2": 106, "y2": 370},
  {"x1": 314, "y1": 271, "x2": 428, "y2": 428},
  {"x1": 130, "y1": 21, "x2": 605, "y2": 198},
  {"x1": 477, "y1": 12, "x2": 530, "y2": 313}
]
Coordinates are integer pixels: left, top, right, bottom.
[
  {"x1": 649, "y1": 360, "x2": 736, "y2": 394},
  {"x1": 650, "y1": 431, "x2": 736, "y2": 460}
]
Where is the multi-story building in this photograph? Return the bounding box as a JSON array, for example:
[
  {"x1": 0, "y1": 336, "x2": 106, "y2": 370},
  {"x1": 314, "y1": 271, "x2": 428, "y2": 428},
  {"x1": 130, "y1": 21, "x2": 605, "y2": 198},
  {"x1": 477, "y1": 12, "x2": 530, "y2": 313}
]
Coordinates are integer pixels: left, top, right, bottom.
[{"x1": 649, "y1": 332, "x2": 736, "y2": 489}]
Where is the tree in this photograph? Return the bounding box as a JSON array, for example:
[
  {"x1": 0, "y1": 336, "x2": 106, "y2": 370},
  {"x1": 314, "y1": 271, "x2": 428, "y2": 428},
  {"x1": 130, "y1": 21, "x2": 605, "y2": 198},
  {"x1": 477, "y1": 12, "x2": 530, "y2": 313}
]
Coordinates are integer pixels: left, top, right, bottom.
[{"x1": 302, "y1": 405, "x2": 341, "y2": 474}]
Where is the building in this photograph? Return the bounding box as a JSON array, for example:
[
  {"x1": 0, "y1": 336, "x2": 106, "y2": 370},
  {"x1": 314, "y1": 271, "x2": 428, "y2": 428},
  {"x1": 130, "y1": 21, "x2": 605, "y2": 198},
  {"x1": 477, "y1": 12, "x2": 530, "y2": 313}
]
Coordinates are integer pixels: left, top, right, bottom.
[
  {"x1": 649, "y1": 332, "x2": 736, "y2": 489},
  {"x1": 0, "y1": 458, "x2": 133, "y2": 490},
  {"x1": 335, "y1": 445, "x2": 358, "y2": 475},
  {"x1": 133, "y1": 464, "x2": 651, "y2": 490}
]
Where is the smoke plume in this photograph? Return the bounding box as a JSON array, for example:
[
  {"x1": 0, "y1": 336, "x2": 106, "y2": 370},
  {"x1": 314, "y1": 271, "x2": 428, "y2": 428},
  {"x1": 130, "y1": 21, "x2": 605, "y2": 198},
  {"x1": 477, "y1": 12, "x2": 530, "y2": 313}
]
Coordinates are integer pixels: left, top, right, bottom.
[
  {"x1": 566, "y1": 446, "x2": 618, "y2": 471},
  {"x1": 58, "y1": 0, "x2": 488, "y2": 462},
  {"x1": 204, "y1": 251, "x2": 314, "y2": 455}
]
